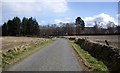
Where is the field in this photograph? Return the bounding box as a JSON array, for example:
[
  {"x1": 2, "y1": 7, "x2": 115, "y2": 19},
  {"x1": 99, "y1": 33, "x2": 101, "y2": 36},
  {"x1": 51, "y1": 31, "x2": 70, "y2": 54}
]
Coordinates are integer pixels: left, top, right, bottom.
[
  {"x1": 1, "y1": 37, "x2": 49, "y2": 52},
  {"x1": 1, "y1": 35, "x2": 119, "y2": 51},
  {"x1": 65, "y1": 35, "x2": 119, "y2": 49}
]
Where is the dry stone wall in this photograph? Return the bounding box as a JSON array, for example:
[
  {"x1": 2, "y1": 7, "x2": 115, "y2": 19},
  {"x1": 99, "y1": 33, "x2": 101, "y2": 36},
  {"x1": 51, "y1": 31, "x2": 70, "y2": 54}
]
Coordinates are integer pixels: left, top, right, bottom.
[{"x1": 76, "y1": 38, "x2": 120, "y2": 72}]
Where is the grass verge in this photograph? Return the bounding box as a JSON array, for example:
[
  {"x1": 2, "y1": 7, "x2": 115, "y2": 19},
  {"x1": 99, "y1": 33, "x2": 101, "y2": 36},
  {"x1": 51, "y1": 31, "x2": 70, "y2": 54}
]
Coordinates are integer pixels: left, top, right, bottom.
[
  {"x1": 71, "y1": 41, "x2": 108, "y2": 72},
  {"x1": 2, "y1": 39, "x2": 55, "y2": 70}
]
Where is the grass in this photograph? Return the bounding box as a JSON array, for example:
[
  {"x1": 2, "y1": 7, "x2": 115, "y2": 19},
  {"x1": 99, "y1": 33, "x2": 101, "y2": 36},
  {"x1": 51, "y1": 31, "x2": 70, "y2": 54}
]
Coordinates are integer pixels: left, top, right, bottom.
[
  {"x1": 2, "y1": 39, "x2": 55, "y2": 69},
  {"x1": 71, "y1": 41, "x2": 108, "y2": 72}
]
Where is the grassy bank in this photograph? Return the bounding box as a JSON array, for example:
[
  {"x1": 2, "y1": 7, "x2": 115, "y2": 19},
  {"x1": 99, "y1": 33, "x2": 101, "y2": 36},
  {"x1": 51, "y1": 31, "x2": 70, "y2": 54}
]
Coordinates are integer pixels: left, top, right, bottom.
[
  {"x1": 2, "y1": 39, "x2": 55, "y2": 69},
  {"x1": 71, "y1": 41, "x2": 108, "y2": 72}
]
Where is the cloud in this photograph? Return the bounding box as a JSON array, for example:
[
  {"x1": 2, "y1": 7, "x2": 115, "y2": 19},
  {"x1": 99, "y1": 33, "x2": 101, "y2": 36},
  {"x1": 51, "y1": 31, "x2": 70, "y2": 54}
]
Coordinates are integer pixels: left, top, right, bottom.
[
  {"x1": 41, "y1": 0, "x2": 68, "y2": 13},
  {"x1": 39, "y1": 20, "x2": 46, "y2": 25},
  {"x1": 2, "y1": 0, "x2": 68, "y2": 24},
  {"x1": 2, "y1": 0, "x2": 68, "y2": 16},
  {"x1": 2, "y1": 0, "x2": 67, "y2": 2},
  {"x1": 2, "y1": 0, "x2": 68, "y2": 13},
  {"x1": 83, "y1": 13, "x2": 117, "y2": 27},
  {"x1": 2, "y1": 0, "x2": 36, "y2": 2},
  {"x1": 54, "y1": 17, "x2": 71, "y2": 24},
  {"x1": 117, "y1": 14, "x2": 120, "y2": 18}
]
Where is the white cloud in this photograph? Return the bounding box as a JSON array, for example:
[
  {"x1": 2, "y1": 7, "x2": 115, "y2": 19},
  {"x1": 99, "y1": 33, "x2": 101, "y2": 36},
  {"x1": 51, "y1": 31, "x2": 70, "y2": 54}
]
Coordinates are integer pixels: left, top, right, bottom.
[
  {"x1": 40, "y1": 20, "x2": 46, "y2": 25},
  {"x1": 2, "y1": 0, "x2": 36, "y2": 2},
  {"x1": 2, "y1": 0, "x2": 68, "y2": 24},
  {"x1": 2, "y1": 0, "x2": 68, "y2": 16},
  {"x1": 54, "y1": 19, "x2": 70, "y2": 24},
  {"x1": 54, "y1": 17, "x2": 71, "y2": 24},
  {"x1": 41, "y1": 0, "x2": 68, "y2": 13},
  {"x1": 83, "y1": 13, "x2": 117, "y2": 27},
  {"x1": 2, "y1": 0, "x2": 119, "y2": 2},
  {"x1": 2, "y1": 0, "x2": 67, "y2": 2},
  {"x1": 117, "y1": 14, "x2": 120, "y2": 18}
]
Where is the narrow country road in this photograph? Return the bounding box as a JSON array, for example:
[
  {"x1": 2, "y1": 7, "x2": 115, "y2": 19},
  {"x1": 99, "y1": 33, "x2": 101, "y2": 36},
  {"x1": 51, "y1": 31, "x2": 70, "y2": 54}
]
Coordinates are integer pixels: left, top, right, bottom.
[{"x1": 7, "y1": 38, "x2": 83, "y2": 71}]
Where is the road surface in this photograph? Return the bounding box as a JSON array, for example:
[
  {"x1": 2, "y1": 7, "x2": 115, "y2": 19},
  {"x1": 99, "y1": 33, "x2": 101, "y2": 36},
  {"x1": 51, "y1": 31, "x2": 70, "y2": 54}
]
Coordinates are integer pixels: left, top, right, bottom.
[{"x1": 7, "y1": 38, "x2": 83, "y2": 71}]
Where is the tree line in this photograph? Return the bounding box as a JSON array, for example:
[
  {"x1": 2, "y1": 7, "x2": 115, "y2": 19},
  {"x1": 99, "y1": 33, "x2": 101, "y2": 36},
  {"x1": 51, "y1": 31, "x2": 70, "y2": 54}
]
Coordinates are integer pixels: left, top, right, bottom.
[
  {"x1": 1, "y1": 16, "x2": 119, "y2": 37},
  {"x1": 2, "y1": 17, "x2": 39, "y2": 36},
  {"x1": 39, "y1": 23, "x2": 76, "y2": 37},
  {"x1": 1, "y1": 17, "x2": 85, "y2": 37},
  {"x1": 93, "y1": 21, "x2": 120, "y2": 35}
]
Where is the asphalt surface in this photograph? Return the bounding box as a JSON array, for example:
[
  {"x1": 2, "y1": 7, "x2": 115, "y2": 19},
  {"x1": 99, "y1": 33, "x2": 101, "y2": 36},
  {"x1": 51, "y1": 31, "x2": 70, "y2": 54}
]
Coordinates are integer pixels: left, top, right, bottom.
[{"x1": 7, "y1": 38, "x2": 83, "y2": 71}]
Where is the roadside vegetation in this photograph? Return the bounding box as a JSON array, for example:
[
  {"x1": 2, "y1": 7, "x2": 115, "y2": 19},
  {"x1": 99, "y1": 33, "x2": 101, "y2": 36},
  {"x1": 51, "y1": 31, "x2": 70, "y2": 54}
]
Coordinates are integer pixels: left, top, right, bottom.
[
  {"x1": 71, "y1": 41, "x2": 108, "y2": 72},
  {"x1": 2, "y1": 38, "x2": 55, "y2": 69}
]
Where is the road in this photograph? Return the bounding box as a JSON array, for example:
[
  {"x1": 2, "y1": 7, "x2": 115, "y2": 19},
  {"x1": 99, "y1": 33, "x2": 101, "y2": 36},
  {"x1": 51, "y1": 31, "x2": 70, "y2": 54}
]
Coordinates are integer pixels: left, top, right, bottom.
[{"x1": 7, "y1": 38, "x2": 83, "y2": 71}]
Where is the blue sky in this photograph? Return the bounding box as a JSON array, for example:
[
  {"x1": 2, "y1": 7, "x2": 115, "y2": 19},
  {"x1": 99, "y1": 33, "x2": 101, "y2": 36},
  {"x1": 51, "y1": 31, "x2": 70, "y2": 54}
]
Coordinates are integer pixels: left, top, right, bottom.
[
  {"x1": 68, "y1": 2, "x2": 117, "y2": 17},
  {"x1": 1, "y1": 0, "x2": 119, "y2": 27}
]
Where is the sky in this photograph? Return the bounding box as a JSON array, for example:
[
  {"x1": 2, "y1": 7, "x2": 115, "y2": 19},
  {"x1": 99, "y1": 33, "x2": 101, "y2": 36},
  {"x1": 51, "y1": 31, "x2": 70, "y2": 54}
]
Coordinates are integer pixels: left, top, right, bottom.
[{"x1": 1, "y1": 0, "x2": 119, "y2": 27}]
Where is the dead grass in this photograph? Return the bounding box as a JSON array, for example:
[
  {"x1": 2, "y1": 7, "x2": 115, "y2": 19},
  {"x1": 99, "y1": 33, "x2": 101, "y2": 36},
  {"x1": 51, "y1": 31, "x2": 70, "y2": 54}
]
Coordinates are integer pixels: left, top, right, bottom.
[
  {"x1": 2, "y1": 39, "x2": 53, "y2": 69},
  {"x1": 1, "y1": 37, "x2": 49, "y2": 52}
]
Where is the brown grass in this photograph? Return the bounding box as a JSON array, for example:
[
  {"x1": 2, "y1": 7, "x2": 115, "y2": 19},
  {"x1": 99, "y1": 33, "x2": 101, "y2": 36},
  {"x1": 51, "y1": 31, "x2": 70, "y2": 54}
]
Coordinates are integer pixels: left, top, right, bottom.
[{"x1": 1, "y1": 36, "x2": 49, "y2": 52}]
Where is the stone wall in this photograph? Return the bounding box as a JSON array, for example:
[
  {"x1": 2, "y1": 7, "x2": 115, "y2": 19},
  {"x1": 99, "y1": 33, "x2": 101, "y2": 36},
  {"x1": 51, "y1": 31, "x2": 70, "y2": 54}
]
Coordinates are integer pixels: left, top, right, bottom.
[{"x1": 76, "y1": 38, "x2": 120, "y2": 72}]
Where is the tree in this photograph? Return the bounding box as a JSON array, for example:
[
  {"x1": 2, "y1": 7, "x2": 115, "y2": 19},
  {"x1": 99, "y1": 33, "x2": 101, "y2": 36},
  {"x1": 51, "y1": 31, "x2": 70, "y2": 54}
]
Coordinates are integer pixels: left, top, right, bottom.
[
  {"x1": 2, "y1": 17, "x2": 40, "y2": 36},
  {"x1": 2, "y1": 22, "x2": 8, "y2": 36},
  {"x1": 21, "y1": 17, "x2": 28, "y2": 36},
  {"x1": 12, "y1": 17, "x2": 21, "y2": 35},
  {"x1": 106, "y1": 21, "x2": 116, "y2": 34},
  {"x1": 28, "y1": 17, "x2": 39, "y2": 36},
  {"x1": 7, "y1": 20, "x2": 14, "y2": 36},
  {"x1": 32, "y1": 19, "x2": 40, "y2": 36},
  {"x1": 75, "y1": 17, "x2": 85, "y2": 35},
  {"x1": 0, "y1": 25, "x2": 2, "y2": 36},
  {"x1": 93, "y1": 21, "x2": 99, "y2": 34},
  {"x1": 116, "y1": 25, "x2": 120, "y2": 34}
]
